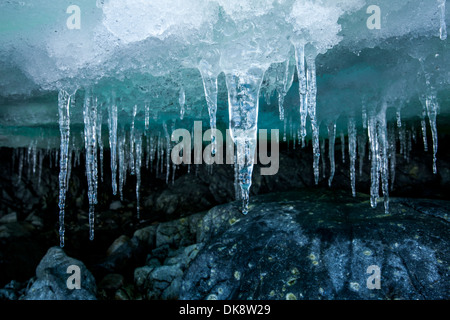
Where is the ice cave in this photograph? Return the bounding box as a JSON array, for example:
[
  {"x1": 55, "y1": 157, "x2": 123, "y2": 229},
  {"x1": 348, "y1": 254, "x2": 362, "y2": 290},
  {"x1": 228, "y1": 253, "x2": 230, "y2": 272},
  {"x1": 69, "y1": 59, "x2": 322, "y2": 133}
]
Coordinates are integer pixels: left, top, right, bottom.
[{"x1": 0, "y1": 0, "x2": 449, "y2": 301}]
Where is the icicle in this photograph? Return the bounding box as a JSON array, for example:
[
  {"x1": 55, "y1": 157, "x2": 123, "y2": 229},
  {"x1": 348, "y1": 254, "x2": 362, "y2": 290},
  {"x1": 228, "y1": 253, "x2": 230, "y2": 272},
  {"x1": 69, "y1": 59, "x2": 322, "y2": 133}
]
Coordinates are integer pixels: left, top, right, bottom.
[
  {"x1": 321, "y1": 137, "x2": 326, "y2": 179},
  {"x1": 135, "y1": 132, "x2": 142, "y2": 219},
  {"x1": 129, "y1": 105, "x2": 137, "y2": 175},
  {"x1": 327, "y1": 121, "x2": 336, "y2": 187},
  {"x1": 388, "y1": 126, "x2": 396, "y2": 190},
  {"x1": 340, "y1": 131, "x2": 346, "y2": 164},
  {"x1": 438, "y1": 0, "x2": 447, "y2": 40},
  {"x1": 97, "y1": 103, "x2": 104, "y2": 182},
  {"x1": 283, "y1": 117, "x2": 287, "y2": 142},
  {"x1": 306, "y1": 57, "x2": 320, "y2": 185},
  {"x1": 426, "y1": 94, "x2": 439, "y2": 174},
  {"x1": 83, "y1": 91, "x2": 98, "y2": 241},
  {"x1": 294, "y1": 43, "x2": 308, "y2": 146},
  {"x1": 367, "y1": 111, "x2": 379, "y2": 209},
  {"x1": 163, "y1": 121, "x2": 170, "y2": 184},
  {"x1": 225, "y1": 68, "x2": 265, "y2": 215},
  {"x1": 421, "y1": 114, "x2": 428, "y2": 152},
  {"x1": 199, "y1": 59, "x2": 219, "y2": 155},
  {"x1": 179, "y1": 87, "x2": 185, "y2": 120},
  {"x1": 108, "y1": 101, "x2": 118, "y2": 195},
  {"x1": 57, "y1": 89, "x2": 74, "y2": 248},
  {"x1": 118, "y1": 129, "x2": 126, "y2": 201},
  {"x1": 348, "y1": 118, "x2": 357, "y2": 197},
  {"x1": 377, "y1": 104, "x2": 390, "y2": 214}
]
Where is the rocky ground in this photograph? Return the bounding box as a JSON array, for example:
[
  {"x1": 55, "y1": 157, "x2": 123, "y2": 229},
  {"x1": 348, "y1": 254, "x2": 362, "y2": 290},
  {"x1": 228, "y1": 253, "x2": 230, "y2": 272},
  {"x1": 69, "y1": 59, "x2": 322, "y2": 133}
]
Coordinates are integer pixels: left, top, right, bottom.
[
  {"x1": 0, "y1": 135, "x2": 449, "y2": 300},
  {"x1": 0, "y1": 189, "x2": 449, "y2": 300}
]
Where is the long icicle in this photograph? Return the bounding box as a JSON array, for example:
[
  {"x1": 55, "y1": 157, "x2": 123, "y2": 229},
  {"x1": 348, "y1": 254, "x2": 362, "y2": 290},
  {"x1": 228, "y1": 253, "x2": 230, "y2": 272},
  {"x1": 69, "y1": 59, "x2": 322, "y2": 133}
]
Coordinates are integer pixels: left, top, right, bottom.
[
  {"x1": 118, "y1": 128, "x2": 126, "y2": 201},
  {"x1": 327, "y1": 120, "x2": 336, "y2": 187},
  {"x1": 367, "y1": 110, "x2": 379, "y2": 209},
  {"x1": 199, "y1": 59, "x2": 219, "y2": 155},
  {"x1": 83, "y1": 91, "x2": 98, "y2": 241},
  {"x1": 129, "y1": 104, "x2": 137, "y2": 175},
  {"x1": 348, "y1": 117, "x2": 357, "y2": 197},
  {"x1": 57, "y1": 89, "x2": 74, "y2": 248},
  {"x1": 377, "y1": 103, "x2": 389, "y2": 213},
  {"x1": 420, "y1": 96, "x2": 429, "y2": 152},
  {"x1": 108, "y1": 100, "x2": 118, "y2": 195},
  {"x1": 426, "y1": 93, "x2": 439, "y2": 174},
  {"x1": 135, "y1": 132, "x2": 142, "y2": 219},
  {"x1": 226, "y1": 68, "x2": 265, "y2": 215},
  {"x1": 306, "y1": 56, "x2": 320, "y2": 184},
  {"x1": 294, "y1": 43, "x2": 308, "y2": 147}
]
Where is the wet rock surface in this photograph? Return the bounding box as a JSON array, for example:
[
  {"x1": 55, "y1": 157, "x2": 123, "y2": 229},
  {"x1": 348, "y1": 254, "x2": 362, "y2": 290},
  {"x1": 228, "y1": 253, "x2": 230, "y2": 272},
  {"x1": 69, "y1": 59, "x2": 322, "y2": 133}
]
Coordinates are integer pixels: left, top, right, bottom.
[
  {"x1": 0, "y1": 189, "x2": 448, "y2": 300},
  {"x1": 22, "y1": 247, "x2": 97, "y2": 300},
  {"x1": 180, "y1": 190, "x2": 450, "y2": 300}
]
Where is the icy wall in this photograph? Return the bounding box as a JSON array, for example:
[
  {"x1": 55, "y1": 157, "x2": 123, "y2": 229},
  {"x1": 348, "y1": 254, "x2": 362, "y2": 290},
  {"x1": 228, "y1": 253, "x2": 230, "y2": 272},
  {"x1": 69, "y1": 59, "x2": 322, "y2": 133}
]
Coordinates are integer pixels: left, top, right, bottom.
[{"x1": 0, "y1": 0, "x2": 449, "y2": 246}]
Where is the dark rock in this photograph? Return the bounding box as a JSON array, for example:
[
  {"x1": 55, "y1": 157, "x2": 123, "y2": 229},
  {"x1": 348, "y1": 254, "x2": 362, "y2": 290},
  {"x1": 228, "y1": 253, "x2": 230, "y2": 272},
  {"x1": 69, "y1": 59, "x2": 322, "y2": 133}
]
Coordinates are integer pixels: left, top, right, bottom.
[
  {"x1": 156, "y1": 213, "x2": 204, "y2": 248},
  {"x1": 99, "y1": 273, "x2": 124, "y2": 291},
  {"x1": 0, "y1": 280, "x2": 29, "y2": 300},
  {"x1": 106, "y1": 235, "x2": 131, "y2": 257},
  {"x1": 180, "y1": 190, "x2": 450, "y2": 300},
  {"x1": 23, "y1": 247, "x2": 97, "y2": 300},
  {"x1": 135, "y1": 243, "x2": 203, "y2": 300}
]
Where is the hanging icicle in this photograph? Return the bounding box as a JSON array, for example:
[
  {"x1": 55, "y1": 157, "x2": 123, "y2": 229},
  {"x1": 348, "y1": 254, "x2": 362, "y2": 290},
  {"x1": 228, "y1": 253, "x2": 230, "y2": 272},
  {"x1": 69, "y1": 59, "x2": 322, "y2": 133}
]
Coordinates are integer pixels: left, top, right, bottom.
[
  {"x1": 83, "y1": 91, "x2": 98, "y2": 241},
  {"x1": 108, "y1": 100, "x2": 118, "y2": 195},
  {"x1": 426, "y1": 94, "x2": 439, "y2": 174},
  {"x1": 347, "y1": 118, "x2": 357, "y2": 197},
  {"x1": 327, "y1": 121, "x2": 336, "y2": 187},
  {"x1": 306, "y1": 56, "x2": 320, "y2": 185},
  {"x1": 135, "y1": 132, "x2": 142, "y2": 219},
  {"x1": 294, "y1": 43, "x2": 308, "y2": 147},
  {"x1": 199, "y1": 59, "x2": 219, "y2": 155},
  {"x1": 129, "y1": 104, "x2": 137, "y2": 175},
  {"x1": 57, "y1": 89, "x2": 75, "y2": 248},
  {"x1": 225, "y1": 68, "x2": 265, "y2": 215}
]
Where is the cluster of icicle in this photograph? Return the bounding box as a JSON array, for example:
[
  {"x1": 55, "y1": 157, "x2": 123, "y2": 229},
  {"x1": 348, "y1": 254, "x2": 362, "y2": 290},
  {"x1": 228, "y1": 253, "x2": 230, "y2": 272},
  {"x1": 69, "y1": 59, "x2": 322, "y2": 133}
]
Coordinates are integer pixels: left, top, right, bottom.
[{"x1": 49, "y1": 47, "x2": 442, "y2": 247}]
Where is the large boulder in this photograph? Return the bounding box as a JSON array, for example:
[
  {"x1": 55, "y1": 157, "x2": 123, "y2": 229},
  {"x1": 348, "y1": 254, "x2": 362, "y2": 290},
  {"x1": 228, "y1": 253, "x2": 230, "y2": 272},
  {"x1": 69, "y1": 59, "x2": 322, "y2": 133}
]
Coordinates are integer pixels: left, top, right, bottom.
[
  {"x1": 180, "y1": 190, "x2": 450, "y2": 300},
  {"x1": 23, "y1": 247, "x2": 97, "y2": 300}
]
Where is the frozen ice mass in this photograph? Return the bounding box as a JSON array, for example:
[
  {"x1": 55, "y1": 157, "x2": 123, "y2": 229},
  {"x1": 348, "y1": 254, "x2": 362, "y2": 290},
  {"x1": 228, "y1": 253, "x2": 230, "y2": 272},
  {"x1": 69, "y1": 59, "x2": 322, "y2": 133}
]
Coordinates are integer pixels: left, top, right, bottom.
[{"x1": 0, "y1": 0, "x2": 449, "y2": 246}]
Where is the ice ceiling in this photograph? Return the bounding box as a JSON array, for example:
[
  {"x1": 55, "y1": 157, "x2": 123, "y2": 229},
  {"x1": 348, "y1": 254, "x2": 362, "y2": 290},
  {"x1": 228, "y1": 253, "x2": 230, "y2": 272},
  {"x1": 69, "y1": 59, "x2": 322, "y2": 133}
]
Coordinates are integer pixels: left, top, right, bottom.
[{"x1": 0, "y1": 0, "x2": 449, "y2": 245}]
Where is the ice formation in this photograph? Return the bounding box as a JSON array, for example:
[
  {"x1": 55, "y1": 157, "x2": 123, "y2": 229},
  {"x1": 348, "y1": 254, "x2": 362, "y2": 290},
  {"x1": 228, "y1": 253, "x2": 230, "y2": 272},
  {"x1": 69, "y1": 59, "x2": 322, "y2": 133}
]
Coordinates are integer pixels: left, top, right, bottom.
[{"x1": 0, "y1": 0, "x2": 448, "y2": 244}]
